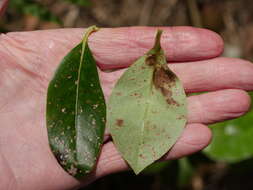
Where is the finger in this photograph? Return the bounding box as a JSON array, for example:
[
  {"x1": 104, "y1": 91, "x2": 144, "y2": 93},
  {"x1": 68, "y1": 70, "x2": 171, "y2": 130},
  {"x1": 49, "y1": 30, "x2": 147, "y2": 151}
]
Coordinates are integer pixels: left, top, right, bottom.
[
  {"x1": 90, "y1": 27, "x2": 223, "y2": 69},
  {"x1": 103, "y1": 89, "x2": 250, "y2": 139},
  {"x1": 100, "y1": 57, "x2": 253, "y2": 98},
  {"x1": 187, "y1": 89, "x2": 251, "y2": 124},
  {"x1": 0, "y1": 27, "x2": 223, "y2": 76},
  {"x1": 89, "y1": 123, "x2": 211, "y2": 182},
  {"x1": 170, "y1": 57, "x2": 253, "y2": 93}
]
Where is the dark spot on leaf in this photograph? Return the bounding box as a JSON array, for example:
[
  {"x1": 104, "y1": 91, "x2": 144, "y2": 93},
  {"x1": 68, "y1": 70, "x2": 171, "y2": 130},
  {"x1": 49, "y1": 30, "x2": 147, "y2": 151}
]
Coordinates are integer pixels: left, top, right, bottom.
[
  {"x1": 153, "y1": 66, "x2": 180, "y2": 106},
  {"x1": 153, "y1": 66, "x2": 176, "y2": 89},
  {"x1": 116, "y1": 119, "x2": 124, "y2": 127},
  {"x1": 131, "y1": 92, "x2": 141, "y2": 98},
  {"x1": 116, "y1": 92, "x2": 122, "y2": 96},
  {"x1": 177, "y1": 115, "x2": 186, "y2": 120},
  {"x1": 139, "y1": 154, "x2": 145, "y2": 159},
  {"x1": 166, "y1": 98, "x2": 180, "y2": 106},
  {"x1": 55, "y1": 151, "x2": 69, "y2": 166},
  {"x1": 146, "y1": 54, "x2": 157, "y2": 66}
]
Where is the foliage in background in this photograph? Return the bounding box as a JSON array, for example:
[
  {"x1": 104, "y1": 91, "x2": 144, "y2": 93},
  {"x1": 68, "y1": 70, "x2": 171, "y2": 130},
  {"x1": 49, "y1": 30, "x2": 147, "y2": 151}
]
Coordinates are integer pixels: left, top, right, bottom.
[
  {"x1": 9, "y1": 0, "x2": 90, "y2": 25},
  {"x1": 204, "y1": 92, "x2": 253, "y2": 162},
  {"x1": 9, "y1": 0, "x2": 62, "y2": 24},
  {"x1": 64, "y1": 0, "x2": 91, "y2": 7}
]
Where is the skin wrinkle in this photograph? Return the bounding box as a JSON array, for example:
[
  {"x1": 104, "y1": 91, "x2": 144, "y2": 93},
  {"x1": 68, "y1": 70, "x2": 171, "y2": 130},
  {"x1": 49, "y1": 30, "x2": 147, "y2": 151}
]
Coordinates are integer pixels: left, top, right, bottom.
[
  {"x1": 188, "y1": 95, "x2": 206, "y2": 123},
  {"x1": 4, "y1": 31, "x2": 76, "y2": 84},
  {"x1": 0, "y1": 35, "x2": 48, "y2": 92},
  {"x1": 168, "y1": 26, "x2": 223, "y2": 61},
  {"x1": 0, "y1": 153, "x2": 18, "y2": 190}
]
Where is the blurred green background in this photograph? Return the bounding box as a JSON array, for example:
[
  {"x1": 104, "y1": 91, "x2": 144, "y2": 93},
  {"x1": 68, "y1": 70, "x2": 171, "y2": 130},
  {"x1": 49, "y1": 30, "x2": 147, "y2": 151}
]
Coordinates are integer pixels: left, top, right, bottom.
[{"x1": 1, "y1": 0, "x2": 253, "y2": 189}]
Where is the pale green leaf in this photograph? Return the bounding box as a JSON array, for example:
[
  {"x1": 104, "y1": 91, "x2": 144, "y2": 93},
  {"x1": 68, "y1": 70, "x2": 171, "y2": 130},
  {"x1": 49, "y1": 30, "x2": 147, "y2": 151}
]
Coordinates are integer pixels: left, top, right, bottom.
[{"x1": 107, "y1": 30, "x2": 187, "y2": 174}]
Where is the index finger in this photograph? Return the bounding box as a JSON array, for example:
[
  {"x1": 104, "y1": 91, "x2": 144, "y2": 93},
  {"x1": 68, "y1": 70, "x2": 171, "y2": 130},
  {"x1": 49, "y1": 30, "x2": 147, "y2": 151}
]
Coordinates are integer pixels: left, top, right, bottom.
[
  {"x1": 90, "y1": 26, "x2": 224, "y2": 69},
  {"x1": 1, "y1": 26, "x2": 223, "y2": 74}
]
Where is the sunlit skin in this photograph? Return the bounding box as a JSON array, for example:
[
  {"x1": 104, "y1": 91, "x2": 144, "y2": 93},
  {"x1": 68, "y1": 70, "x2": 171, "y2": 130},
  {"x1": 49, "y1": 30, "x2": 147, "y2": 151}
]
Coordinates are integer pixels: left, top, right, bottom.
[{"x1": 0, "y1": 26, "x2": 252, "y2": 190}]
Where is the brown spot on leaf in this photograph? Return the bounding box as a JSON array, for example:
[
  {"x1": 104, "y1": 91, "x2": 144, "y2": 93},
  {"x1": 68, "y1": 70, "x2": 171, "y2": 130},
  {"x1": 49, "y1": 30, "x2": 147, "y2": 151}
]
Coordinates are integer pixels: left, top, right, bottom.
[
  {"x1": 146, "y1": 54, "x2": 157, "y2": 66},
  {"x1": 139, "y1": 154, "x2": 146, "y2": 159},
  {"x1": 131, "y1": 92, "x2": 142, "y2": 98},
  {"x1": 166, "y1": 98, "x2": 180, "y2": 106},
  {"x1": 153, "y1": 66, "x2": 176, "y2": 89},
  {"x1": 116, "y1": 119, "x2": 124, "y2": 127},
  {"x1": 153, "y1": 66, "x2": 179, "y2": 106},
  {"x1": 116, "y1": 92, "x2": 122, "y2": 96},
  {"x1": 177, "y1": 115, "x2": 186, "y2": 120}
]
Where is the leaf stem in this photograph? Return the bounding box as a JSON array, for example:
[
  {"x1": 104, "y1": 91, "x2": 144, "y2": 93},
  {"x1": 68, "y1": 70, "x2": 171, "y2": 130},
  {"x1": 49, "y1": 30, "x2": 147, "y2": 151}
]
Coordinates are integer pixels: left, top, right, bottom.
[
  {"x1": 82, "y1": 25, "x2": 99, "y2": 49},
  {"x1": 152, "y1": 30, "x2": 163, "y2": 53}
]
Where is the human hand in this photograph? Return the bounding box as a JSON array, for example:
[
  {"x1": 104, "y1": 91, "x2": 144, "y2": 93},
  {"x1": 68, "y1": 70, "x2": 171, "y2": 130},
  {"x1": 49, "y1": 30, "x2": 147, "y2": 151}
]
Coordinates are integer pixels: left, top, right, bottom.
[{"x1": 0, "y1": 27, "x2": 252, "y2": 190}]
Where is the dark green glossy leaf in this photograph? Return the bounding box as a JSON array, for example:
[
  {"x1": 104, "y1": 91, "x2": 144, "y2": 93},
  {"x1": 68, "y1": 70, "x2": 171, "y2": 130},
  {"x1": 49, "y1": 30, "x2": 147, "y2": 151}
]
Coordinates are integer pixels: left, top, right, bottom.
[
  {"x1": 204, "y1": 92, "x2": 253, "y2": 163},
  {"x1": 143, "y1": 161, "x2": 171, "y2": 174},
  {"x1": 107, "y1": 30, "x2": 187, "y2": 174},
  {"x1": 46, "y1": 26, "x2": 106, "y2": 178}
]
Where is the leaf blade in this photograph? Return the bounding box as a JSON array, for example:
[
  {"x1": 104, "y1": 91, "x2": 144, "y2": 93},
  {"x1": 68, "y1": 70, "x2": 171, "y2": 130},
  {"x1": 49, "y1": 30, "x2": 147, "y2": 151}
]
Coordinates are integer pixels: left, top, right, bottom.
[
  {"x1": 107, "y1": 30, "x2": 187, "y2": 174},
  {"x1": 46, "y1": 26, "x2": 106, "y2": 178}
]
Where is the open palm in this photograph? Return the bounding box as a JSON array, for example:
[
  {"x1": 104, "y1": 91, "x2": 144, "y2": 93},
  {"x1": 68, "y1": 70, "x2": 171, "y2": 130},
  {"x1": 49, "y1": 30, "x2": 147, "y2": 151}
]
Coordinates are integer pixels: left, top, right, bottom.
[{"x1": 0, "y1": 27, "x2": 252, "y2": 190}]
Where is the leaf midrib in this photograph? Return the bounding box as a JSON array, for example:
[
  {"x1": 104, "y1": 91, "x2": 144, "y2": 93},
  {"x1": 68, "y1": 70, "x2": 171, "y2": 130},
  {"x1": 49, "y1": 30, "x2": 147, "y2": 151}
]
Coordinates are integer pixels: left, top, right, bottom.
[{"x1": 134, "y1": 65, "x2": 155, "y2": 173}]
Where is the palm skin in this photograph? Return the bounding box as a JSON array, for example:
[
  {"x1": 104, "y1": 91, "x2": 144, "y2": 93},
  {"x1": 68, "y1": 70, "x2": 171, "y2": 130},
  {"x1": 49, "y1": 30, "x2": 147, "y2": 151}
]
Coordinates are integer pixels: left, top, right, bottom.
[{"x1": 0, "y1": 27, "x2": 252, "y2": 190}]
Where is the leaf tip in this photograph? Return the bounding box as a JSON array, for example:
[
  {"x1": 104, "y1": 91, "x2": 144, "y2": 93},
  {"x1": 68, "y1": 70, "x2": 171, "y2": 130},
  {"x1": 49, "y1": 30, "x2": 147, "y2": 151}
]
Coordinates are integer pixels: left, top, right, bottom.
[{"x1": 132, "y1": 164, "x2": 148, "y2": 175}]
